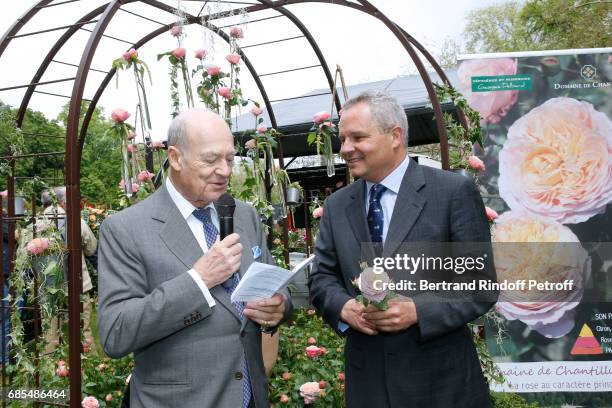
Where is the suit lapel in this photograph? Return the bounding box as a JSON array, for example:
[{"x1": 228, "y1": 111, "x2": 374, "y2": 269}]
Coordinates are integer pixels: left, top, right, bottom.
[
  {"x1": 154, "y1": 187, "x2": 241, "y2": 323},
  {"x1": 382, "y1": 161, "x2": 426, "y2": 258},
  {"x1": 345, "y1": 180, "x2": 377, "y2": 265}
]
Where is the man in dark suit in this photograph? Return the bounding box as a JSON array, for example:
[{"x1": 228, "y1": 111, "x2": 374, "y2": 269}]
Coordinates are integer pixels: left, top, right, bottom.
[
  {"x1": 98, "y1": 108, "x2": 292, "y2": 408},
  {"x1": 308, "y1": 91, "x2": 496, "y2": 407}
]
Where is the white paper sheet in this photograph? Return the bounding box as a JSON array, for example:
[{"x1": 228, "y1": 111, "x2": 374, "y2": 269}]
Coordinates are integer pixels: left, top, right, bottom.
[{"x1": 230, "y1": 254, "x2": 315, "y2": 302}]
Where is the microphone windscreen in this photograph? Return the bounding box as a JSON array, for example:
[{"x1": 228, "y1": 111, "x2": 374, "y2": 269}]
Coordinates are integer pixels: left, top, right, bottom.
[{"x1": 216, "y1": 193, "x2": 236, "y2": 217}]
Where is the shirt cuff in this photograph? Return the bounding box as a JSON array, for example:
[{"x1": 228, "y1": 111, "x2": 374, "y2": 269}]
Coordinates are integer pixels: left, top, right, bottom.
[
  {"x1": 187, "y1": 269, "x2": 216, "y2": 307},
  {"x1": 338, "y1": 321, "x2": 349, "y2": 333}
]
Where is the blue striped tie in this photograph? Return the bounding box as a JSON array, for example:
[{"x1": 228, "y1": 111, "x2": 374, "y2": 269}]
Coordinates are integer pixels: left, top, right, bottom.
[{"x1": 192, "y1": 207, "x2": 252, "y2": 408}]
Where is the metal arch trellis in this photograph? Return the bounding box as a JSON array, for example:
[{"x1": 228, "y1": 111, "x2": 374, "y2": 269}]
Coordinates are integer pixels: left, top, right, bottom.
[{"x1": 0, "y1": 1, "x2": 467, "y2": 406}]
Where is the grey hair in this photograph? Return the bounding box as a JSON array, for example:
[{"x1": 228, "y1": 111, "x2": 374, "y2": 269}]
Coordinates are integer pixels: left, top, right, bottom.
[
  {"x1": 342, "y1": 91, "x2": 409, "y2": 146},
  {"x1": 41, "y1": 189, "x2": 53, "y2": 207},
  {"x1": 166, "y1": 113, "x2": 190, "y2": 153},
  {"x1": 53, "y1": 186, "x2": 66, "y2": 205}
]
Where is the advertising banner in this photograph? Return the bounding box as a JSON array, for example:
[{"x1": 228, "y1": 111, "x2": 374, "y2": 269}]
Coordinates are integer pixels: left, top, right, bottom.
[{"x1": 457, "y1": 48, "x2": 612, "y2": 405}]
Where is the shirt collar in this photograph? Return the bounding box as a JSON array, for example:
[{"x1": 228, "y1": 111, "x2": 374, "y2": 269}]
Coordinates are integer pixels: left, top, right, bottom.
[
  {"x1": 165, "y1": 176, "x2": 215, "y2": 220},
  {"x1": 366, "y1": 154, "x2": 411, "y2": 195}
]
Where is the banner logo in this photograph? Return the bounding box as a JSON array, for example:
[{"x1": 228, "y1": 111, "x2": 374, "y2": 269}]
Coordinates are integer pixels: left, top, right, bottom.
[{"x1": 580, "y1": 65, "x2": 597, "y2": 81}]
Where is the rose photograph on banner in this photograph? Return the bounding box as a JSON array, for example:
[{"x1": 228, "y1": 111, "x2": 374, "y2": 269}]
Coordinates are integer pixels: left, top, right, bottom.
[{"x1": 457, "y1": 49, "x2": 612, "y2": 405}]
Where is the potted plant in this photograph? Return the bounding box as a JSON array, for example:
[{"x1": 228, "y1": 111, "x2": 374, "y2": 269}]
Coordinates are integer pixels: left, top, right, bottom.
[{"x1": 286, "y1": 182, "x2": 303, "y2": 206}]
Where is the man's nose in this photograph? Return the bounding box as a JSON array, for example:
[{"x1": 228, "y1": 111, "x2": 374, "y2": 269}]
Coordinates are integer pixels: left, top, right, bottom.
[
  {"x1": 340, "y1": 139, "x2": 353, "y2": 157},
  {"x1": 216, "y1": 160, "x2": 232, "y2": 177}
]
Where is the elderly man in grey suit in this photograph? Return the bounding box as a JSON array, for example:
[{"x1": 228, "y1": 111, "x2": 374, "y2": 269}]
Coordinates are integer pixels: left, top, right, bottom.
[
  {"x1": 308, "y1": 91, "x2": 496, "y2": 407},
  {"x1": 98, "y1": 108, "x2": 292, "y2": 408}
]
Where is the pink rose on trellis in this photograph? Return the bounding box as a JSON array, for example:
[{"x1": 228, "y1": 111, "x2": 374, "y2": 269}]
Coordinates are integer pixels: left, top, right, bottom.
[
  {"x1": 170, "y1": 25, "x2": 182, "y2": 37},
  {"x1": 121, "y1": 48, "x2": 138, "y2": 62},
  {"x1": 119, "y1": 179, "x2": 139, "y2": 194},
  {"x1": 467, "y1": 155, "x2": 485, "y2": 172},
  {"x1": 172, "y1": 47, "x2": 186, "y2": 60},
  {"x1": 127, "y1": 130, "x2": 136, "y2": 140},
  {"x1": 256, "y1": 125, "x2": 267, "y2": 134},
  {"x1": 26, "y1": 238, "x2": 50, "y2": 255},
  {"x1": 127, "y1": 144, "x2": 135, "y2": 154},
  {"x1": 313, "y1": 207, "x2": 324, "y2": 219},
  {"x1": 194, "y1": 49, "x2": 207, "y2": 60},
  {"x1": 81, "y1": 396, "x2": 99, "y2": 408},
  {"x1": 457, "y1": 58, "x2": 519, "y2": 125},
  {"x1": 319, "y1": 121, "x2": 335, "y2": 129},
  {"x1": 218, "y1": 87, "x2": 231, "y2": 99},
  {"x1": 207, "y1": 65, "x2": 221, "y2": 76},
  {"x1": 313, "y1": 111, "x2": 331, "y2": 124},
  {"x1": 299, "y1": 382, "x2": 322, "y2": 405},
  {"x1": 226, "y1": 53, "x2": 241, "y2": 65},
  {"x1": 137, "y1": 170, "x2": 155, "y2": 182},
  {"x1": 111, "y1": 108, "x2": 130, "y2": 123},
  {"x1": 151, "y1": 140, "x2": 164, "y2": 150},
  {"x1": 498, "y1": 97, "x2": 612, "y2": 224},
  {"x1": 245, "y1": 139, "x2": 257, "y2": 150},
  {"x1": 229, "y1": 26, "x2": 244, "y2": 38},
  {"x1": 250, "y1": 106, "x2": 263, "y2": 116}
]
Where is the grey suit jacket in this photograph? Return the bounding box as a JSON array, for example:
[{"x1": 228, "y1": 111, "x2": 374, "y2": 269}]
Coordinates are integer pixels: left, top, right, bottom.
[
  {"x1": 309, "y1": 160, "x2": 496, "y2": 408},
  {"x1": 98, "y1": 185, "x2": 291, "y2": 408}
]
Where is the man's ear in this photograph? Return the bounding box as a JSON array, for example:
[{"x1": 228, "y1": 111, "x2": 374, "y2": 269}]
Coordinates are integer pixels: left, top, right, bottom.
[
  {"x1": 391, "y1": 125, "x2": 404, "y2": 149},
  {"x1": 167, "y1": 146, "x2": 182, "y2": 171}
]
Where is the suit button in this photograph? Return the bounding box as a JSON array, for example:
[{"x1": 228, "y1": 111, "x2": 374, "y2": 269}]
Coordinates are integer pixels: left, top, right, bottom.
[{"x1": 235, "y1": 371, "x2": 243, "y2": 380}]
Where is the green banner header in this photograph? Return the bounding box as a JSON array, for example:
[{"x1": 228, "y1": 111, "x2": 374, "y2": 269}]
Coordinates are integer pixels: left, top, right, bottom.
[{"x1": 471, "y1": 75, "x2": 532, "y2": 92}]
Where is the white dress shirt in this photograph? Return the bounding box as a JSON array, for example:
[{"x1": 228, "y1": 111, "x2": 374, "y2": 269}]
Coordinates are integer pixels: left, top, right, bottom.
[
  {"x1": 365, "y1": 154, "x2": 411, "y2": 244},
  {"x1": 165, "y1": 177, "x2": 216, "y2": 307}
]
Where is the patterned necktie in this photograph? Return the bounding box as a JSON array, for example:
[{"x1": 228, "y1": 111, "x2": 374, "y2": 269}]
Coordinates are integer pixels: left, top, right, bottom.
[
  {"x1": 367, "y1": 184, "x2": 387, "y2": 243},
  {"x1": 192, "y1": 207, "x2": 252, "y2": 408}
]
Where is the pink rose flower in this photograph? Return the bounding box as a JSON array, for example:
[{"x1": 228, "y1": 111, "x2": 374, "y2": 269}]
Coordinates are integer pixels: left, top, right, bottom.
[
  {"x1": 172, "y1": 47, "x2": 186, "y2": 60},
  {"x1": 256, "y1": 125, "x2": 267, "y2": 134},
  {"x1": 26, "y1": 238, "x2": 50, "y2": 255},
  {"x1": 121, "y1": 51, "x2": 131, "y2": 61},
  {"x1": 307, "y1": 337, "x2": 316, "y2": 345},
  {"x1": 307, "y1": 308, "x2": 316, "y2": 315},
  {"x1": 319, "y1": 346, "x2": 327, "y2": 355},
  {"x1": 353, "y1": 267, "x2": 390, "y2": 303},
  {"x1": 282, "y1": 372, "x2": 292, "y2": 381},
  {"x1": 485, "y1": 206, "x2": 498, "y2": 222},
  {"x1": 170, "y1": 25, "x2": 182, "y2": 37},
  {"x1": 58, "y1": 360, "x2": 66, "y2": 367},
  {"x1": 127, "y1": 130, "x2": 136, "y2": 140},
  {"x1": 492, "y1": 211, "x2": 590, "y2": 338},
  {"x1": 337, "y1": 372, "x2": 345, "y2": 382},
  {"x1": 218, "y1": 87, "x2": 231, "y2": 99},
  {"x1": 313, "y1": 111, "x2": 331, "y2": 124},
  {"x1": 137, "y1": 170, "x2": 155, "y2": 182},
  {"x1": 119, "y1": 179, "x2": 139, "y2": 194},
  {"x1": 229, "y1": 26, "x2": 244, "y2": 39},
  {"x1": 81, "y1": 396, "x2": 99, "y2": 408},
  {"x1": 312, "y1": 207, "x2": 324, "y2": 219},
  {"x1": 111, "y1": 108, "x2": 130, "y2": 123},
  {"x1": 226, "y1": 53, "x2": 241, "y2": 65},
  {"x1": 299, "y1": 382, "x2": 322, "y2": 405},
  {"x1": 194, "y1": 49, "x2": 207, "y2": 59},
  {"x1": 305, "y1": 345, "x2": 320, "y2": 358},
  {"x1": 105, "y1": 394, "x2": 112, "y2": 402},
  {"x1": 127, "y1": 144, "x2": 135, "y2": 154},
  {"x1": 128, "y1": 48, "x2": 138, "y2": 60},
  {"x1": 56, "y1": 365, "x2": 69, "y2": 377},
  {"x1": 319, "y1": 121, "x2": 335, "y2": 129},
  {"x1": 498, "y1": 97, "x2": 612, "y2": 224},
  {"x1": 245, "y1": 139, "x2": 257, "y2": 150},
  {"x1": 457, "y1": 58, "x2": 519, "y2": 125},
  {"x1": 207, "y1": 65, "x2": 221, "y2": 76},
  {"x1": 467, "y1": 155, "x2": 485, "y2": 172},
  {"x1": 250, "y1": 106, "x2": 263, "y2": 116},
  {"x1": 280, "y1": 394, "x2": 289, "y2": 404},
  {"x1": 151, "y1": 140, "x2": 164, "y2": 150},
  {"x1": 0, "y1": 190, "x2": 7, "y2": 197}
]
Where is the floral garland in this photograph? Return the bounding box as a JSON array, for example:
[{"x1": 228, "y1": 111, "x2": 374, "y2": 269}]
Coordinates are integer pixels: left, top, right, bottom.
[{"x1": 307, "y1": 111, "x2": 337, "y2": 177}]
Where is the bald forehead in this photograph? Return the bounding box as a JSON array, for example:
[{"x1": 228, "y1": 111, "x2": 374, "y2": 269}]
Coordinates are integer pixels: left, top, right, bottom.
[{"x1": 181, "y1": 110, "x2": 233, "y2": 146}]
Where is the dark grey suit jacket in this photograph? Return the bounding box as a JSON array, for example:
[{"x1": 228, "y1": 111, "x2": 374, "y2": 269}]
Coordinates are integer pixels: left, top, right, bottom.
[
  {"x1": 309, "y1": 160, "x2": 496, "y2": 408},
  {"x1": 98, "y1": 185, "x2": 292, "y2": 408}
]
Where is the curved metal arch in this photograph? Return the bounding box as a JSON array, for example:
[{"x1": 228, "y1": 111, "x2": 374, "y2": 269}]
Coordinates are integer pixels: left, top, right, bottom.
[
  {"x1": 65, "y1": 2, "x2": 123, "y2": 404},
  {"x1": 0, "y1": 0, "x2": 54, "y2": 58},
  {"x1": 16, "y1": 3, "x2": 110, "y2": 127}
]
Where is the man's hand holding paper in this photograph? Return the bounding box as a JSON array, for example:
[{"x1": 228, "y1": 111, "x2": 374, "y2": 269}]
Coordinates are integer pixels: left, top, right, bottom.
[{"x1": 244, "y1": 294, "x2": 285, "y2": 328}]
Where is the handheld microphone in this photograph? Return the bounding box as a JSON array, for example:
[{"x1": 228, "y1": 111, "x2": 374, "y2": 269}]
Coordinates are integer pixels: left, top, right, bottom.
[{"x1": 216, "y1": 193, "x2": 236, "y2": 240}]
